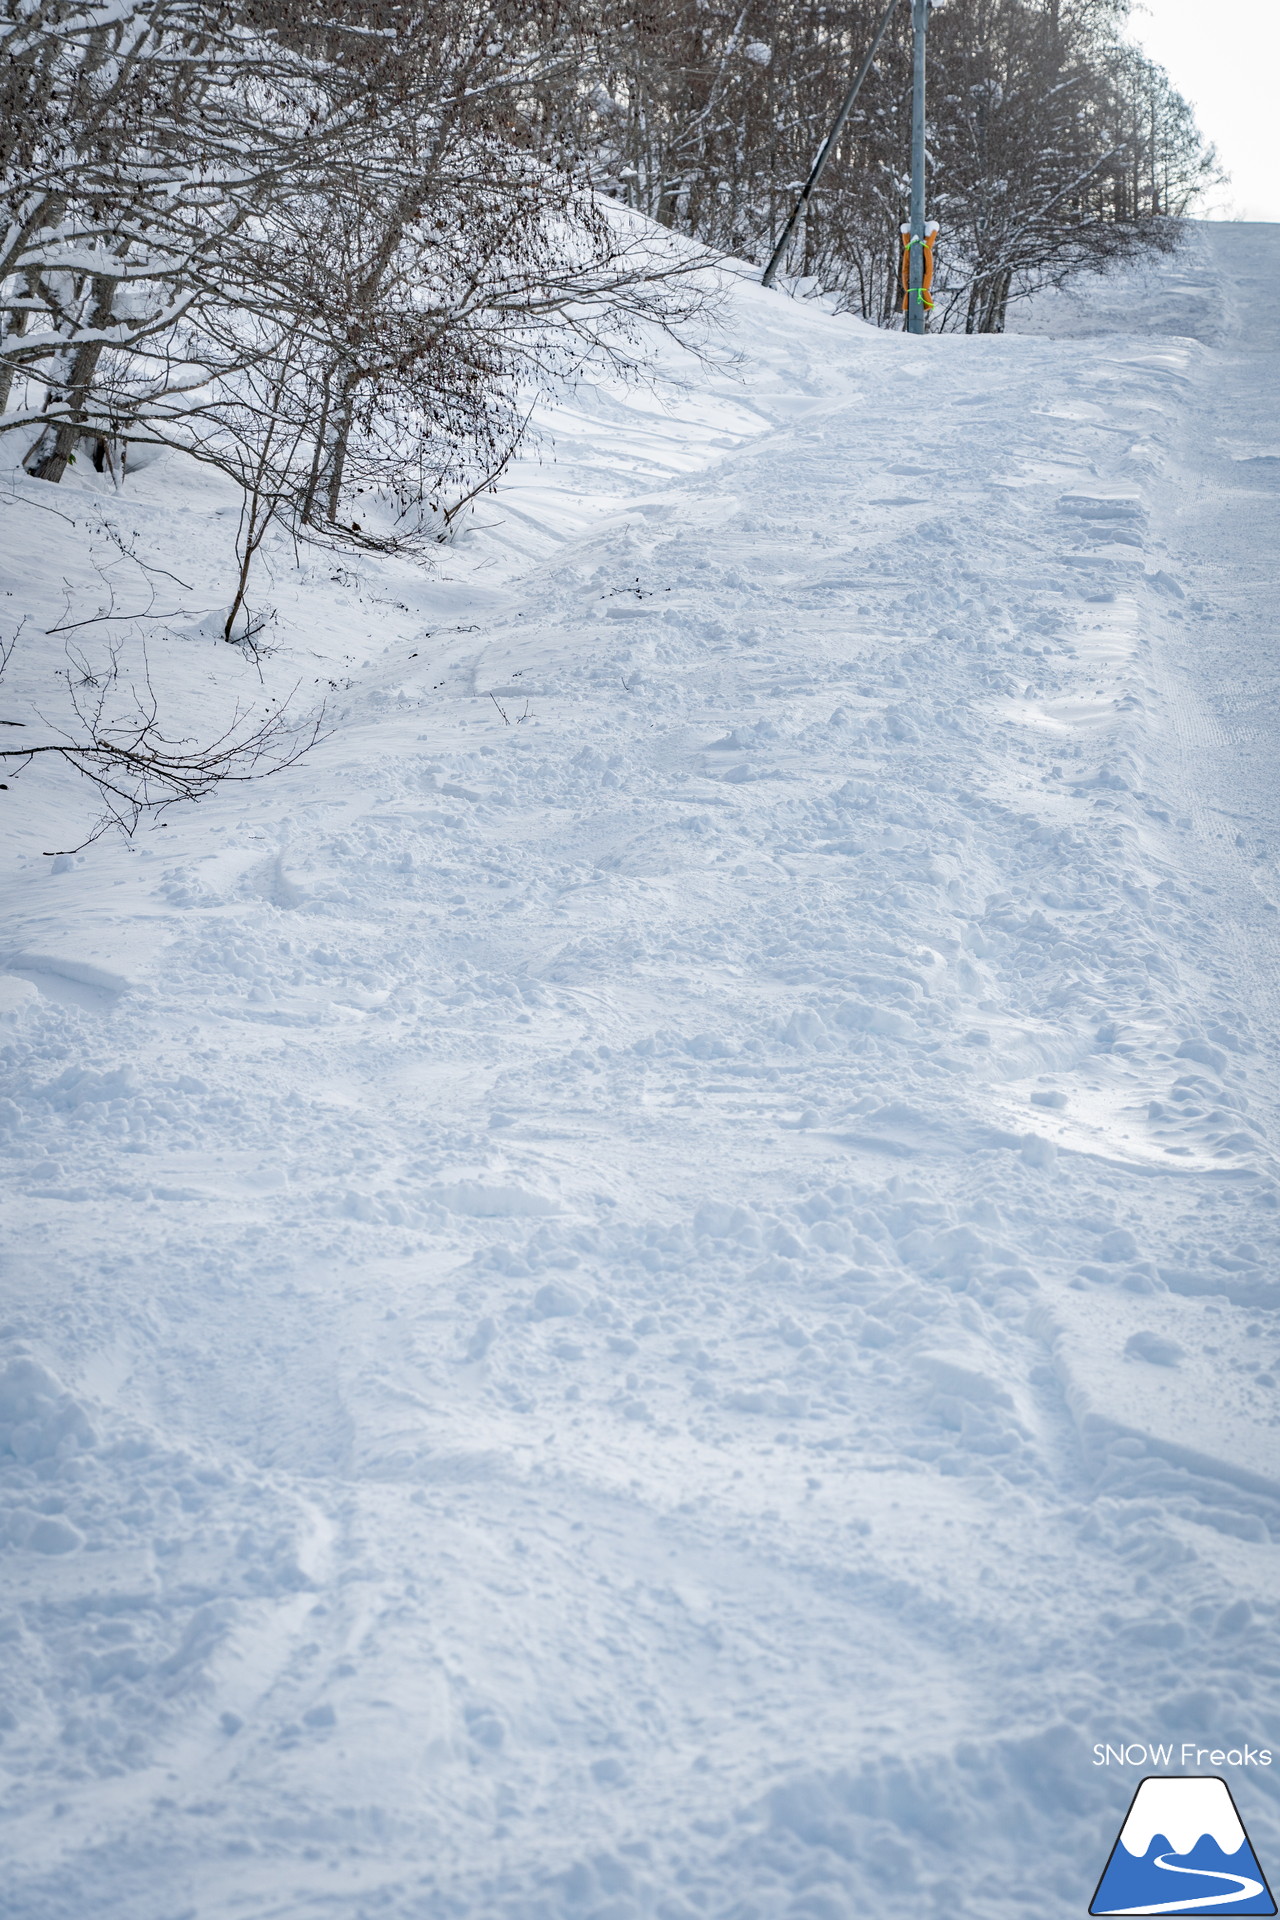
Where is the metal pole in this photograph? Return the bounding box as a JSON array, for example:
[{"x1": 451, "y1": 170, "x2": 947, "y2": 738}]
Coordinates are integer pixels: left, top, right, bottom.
[
  {"x1": 761, "y1": 0, "x2": 903, "y2": 289},
  {"x1": 907, "y1": 0, "x2": 928, "y2": 333}
]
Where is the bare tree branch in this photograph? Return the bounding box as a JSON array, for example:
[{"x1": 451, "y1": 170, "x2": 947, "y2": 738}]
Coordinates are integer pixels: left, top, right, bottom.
[{"x1": 0, "y1": 632, "x2": 327, "y2": 851}]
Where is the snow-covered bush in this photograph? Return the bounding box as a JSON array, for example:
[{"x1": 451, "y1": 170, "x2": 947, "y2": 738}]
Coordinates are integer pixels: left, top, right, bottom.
[{"x1": 0, "y1": 0, "x2": 711, "y2": 520}]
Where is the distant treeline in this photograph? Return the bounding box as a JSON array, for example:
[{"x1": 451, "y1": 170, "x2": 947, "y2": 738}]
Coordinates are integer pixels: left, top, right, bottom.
[{"x1": 566, "y1": 0, "x2": 1217, "y2": 331}]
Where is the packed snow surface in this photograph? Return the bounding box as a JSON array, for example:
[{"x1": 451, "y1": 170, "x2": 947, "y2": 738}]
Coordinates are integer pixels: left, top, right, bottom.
[{"x1": 2, "y1": 223, "x2": 1280, "y2": 1919}]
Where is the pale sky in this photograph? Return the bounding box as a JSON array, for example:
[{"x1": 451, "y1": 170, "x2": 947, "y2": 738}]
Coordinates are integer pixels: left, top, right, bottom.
[{"x1": 1125, "y1": 0, "x2": 1280, "y2": 220}]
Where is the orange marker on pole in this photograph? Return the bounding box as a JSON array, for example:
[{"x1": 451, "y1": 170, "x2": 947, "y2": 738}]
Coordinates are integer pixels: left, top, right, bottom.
[{"x1": 920, "y1": 219, "x2": 939, "y2": 311}]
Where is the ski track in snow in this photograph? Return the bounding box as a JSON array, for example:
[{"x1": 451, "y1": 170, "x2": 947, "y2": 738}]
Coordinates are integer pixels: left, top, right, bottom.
[{"x1": 1, "y1": 227, "x2": 1280, "y2": 1918}]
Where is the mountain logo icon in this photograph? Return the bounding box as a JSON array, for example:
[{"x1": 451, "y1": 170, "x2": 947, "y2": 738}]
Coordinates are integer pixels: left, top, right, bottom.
[{"x1": 1091, "y1": 1776, "x2": 1276, "y2": 1915}]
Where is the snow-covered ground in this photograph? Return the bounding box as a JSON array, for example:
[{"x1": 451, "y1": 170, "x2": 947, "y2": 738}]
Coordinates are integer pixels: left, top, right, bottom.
[{"x1": 2, "y1": 222, "x2": 1280, "y2": 1920}]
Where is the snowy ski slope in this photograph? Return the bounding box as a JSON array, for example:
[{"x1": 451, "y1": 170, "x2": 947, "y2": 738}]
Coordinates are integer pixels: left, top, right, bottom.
[{"x1": 2, "y1": 222, "x2": 1280, "y2": 1919}]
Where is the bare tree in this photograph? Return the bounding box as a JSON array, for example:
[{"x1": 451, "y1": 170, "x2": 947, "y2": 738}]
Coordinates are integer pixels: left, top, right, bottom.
[
  {"x1": 0, "y1": 0, "x2": 276, "y2": 473},
  {"x1": 192, "y1": 0, "x2": 715, "y2": 544},
  {"x1": 925, "y1": 0, "x2": 1218, "y2": 332}
]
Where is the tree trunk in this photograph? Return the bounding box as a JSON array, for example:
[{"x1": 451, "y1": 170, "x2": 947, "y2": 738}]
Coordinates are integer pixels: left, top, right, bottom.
[
  {"x1": 300, "y1": 369, "x2": 334, "y2": 526},
  {"x1": 965, "y1": 276, "x2": 983, "y2": 334},
  {"x1": 24, "y1": 276, "x2": 116, "y2": 483},
  {"x1": 324, "y1": 389, "x2": 356, "y2": 525},
  {"x1": 0, "y1": 290, "x2": 31, "y2": 416}
]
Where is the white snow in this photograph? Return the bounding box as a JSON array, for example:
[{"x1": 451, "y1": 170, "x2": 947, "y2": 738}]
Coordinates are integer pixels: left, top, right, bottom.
[
  {"x1": 2, "y1": 223, "x2": 1280, "y2": 1920},
  {"x1": 1119, "y1": 1776, "x2": 1246, "y2": 1858}
]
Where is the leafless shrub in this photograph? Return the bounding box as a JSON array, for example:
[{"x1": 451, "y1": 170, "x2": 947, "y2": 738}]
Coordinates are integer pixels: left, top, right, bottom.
[
  {"x1": 0, "y1": 0, "x2": 717, "y2": 841},
  {"x1": 0, "y1": 626, "x2": 326, "y2": 850},
  {"x1": 1, "y1": 0, "x2": 715, "y2": 524}
]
